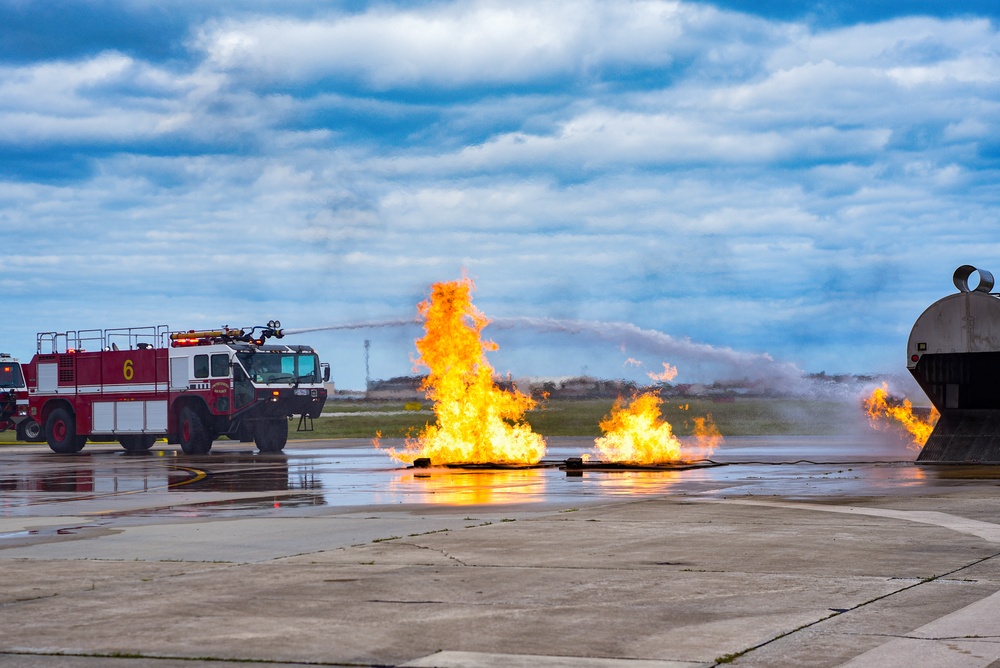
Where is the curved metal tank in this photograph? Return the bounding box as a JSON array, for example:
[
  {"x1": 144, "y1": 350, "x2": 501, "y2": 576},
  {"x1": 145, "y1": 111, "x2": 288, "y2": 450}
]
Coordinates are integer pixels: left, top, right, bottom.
[{"x1": 908, "y1": 265, "x2": 1000, "y2": 462}]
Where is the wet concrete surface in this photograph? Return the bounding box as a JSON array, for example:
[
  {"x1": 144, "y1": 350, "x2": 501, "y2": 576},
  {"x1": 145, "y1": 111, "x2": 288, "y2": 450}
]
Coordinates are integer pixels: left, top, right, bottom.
[
  {"x1": 3, "y1": 435, "x2": 1000, "y2": 667},
  {"x1": 0, "y1": 434, "x2": 933, "y2": 516}
]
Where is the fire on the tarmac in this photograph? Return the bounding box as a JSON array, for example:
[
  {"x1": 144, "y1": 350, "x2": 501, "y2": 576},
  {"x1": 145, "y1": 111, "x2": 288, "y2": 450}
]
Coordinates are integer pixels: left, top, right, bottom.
[
  {"x1": 376, "y1": 277, "x2": 546, "y2": 465},
  {"x1": 863, "y1": 383, "x2": 938, "y2": 449}
]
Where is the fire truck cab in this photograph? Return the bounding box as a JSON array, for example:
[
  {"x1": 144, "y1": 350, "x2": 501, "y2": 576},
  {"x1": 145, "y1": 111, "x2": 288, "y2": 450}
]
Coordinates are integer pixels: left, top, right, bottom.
[
  {"x1": 0, "y1": 353, "x2": 41, "y2": 441},
  {"x1": 25, "y1": 323, "x2": 329, "y2": 454}
]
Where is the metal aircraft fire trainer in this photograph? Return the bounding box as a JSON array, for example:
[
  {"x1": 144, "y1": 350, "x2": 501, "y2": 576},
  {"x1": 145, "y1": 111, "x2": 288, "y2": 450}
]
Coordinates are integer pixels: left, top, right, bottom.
[{"x1": 909, "y1": 265, "x2": 1000, "y2": 463}]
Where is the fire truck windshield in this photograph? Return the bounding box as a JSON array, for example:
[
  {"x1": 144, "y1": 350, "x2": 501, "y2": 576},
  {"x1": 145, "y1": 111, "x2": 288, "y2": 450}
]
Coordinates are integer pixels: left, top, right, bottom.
[
  {"x1": 0, "y1": 363, "x2": 24, "y2": 389},
  {"x1": 236, "y1": 351, "x2": 321, "y2": 384}
]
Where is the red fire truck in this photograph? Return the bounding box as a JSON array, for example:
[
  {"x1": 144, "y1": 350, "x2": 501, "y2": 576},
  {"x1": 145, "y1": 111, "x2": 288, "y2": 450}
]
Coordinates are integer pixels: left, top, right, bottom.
[
  {"x1": 1, "y1": 352, "x2": 43, "y2": 441},
  {"x1": 24, "y1": 322, "x2": 329, "y2": 454}
]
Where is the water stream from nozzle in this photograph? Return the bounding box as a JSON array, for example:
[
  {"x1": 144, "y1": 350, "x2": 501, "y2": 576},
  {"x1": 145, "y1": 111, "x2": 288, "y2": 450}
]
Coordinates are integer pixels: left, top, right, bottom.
[
  {"x1": 280, "y1": 319, "x2": 419, "y2": 335},
  {"x1": 280, "y1": 315, "x2": 806, "y2": 388}
]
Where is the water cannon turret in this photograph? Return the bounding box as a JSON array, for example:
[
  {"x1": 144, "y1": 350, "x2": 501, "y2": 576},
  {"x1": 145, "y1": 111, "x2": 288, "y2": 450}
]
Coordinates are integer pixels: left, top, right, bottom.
[
  {"x1": 169, "y1": 320, "x2": 284, "y2": 347},
  {"x1": 263, "y1": 320, "x2": 284, "y2": 340}
]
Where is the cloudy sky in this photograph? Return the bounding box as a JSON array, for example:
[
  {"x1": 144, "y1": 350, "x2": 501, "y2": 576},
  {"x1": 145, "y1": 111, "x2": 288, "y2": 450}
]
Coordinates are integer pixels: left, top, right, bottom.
[{"x1": 2, "y1": 0, "x2": 999, "y2": 391}]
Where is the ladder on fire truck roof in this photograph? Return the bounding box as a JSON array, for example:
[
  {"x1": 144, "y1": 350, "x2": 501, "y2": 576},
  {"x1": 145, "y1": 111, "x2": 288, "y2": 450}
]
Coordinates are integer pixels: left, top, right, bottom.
[{"x1": 37, "y1": 326, "x2": 171, "y2": 354}]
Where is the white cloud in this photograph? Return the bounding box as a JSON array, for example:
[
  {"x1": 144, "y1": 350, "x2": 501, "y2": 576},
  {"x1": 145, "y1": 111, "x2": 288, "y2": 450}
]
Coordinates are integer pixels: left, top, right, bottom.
[
  {"x1": 3, "y1": 1, "x2": 1000, "y2": 390},
  {"x1": 370, "y1": 107, "x2": 892, "y2": 177},
  {"x1": 193, "y1": 0, "x2": 772, "y2": 88},
  {"x1": 0, "y1": 52, "x2": 229, "y2": 143},
  {"x1": 767, "y1": 17, "x2": 998, "y2": 70}
]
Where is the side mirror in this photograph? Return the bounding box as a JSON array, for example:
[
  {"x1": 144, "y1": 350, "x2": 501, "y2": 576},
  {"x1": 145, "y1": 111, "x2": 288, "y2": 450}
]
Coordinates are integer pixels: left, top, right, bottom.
[{"x1": 322, "y1": 363, "x2": 331, "y2": 383}]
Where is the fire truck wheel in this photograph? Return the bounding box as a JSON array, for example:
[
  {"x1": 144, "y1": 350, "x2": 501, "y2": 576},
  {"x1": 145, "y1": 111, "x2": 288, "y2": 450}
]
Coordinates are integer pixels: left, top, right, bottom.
[
  {"x1": 21, "y1": 419, "x2": 43, "y2": 442},
  {"x1": 17, "y1": 419, "x2": 39, "y2": 441},
  {"x1": 46, "y1": 408, "x2": 86, "y2": 454},
  {"x1": 255, "y1": 418, "x2": 288, "y2": 453},
  {"x1": 119, "y1": 435, "x2": 156, "y2": 452},
  {"x1": 178, "y1": 407, "x2": 212, "y2": 455}
]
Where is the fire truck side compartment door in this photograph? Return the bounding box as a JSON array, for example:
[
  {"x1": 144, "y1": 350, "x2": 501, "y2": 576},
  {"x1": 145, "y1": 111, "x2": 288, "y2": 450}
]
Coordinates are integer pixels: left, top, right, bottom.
[
  {"x1": 147, "y1": 400, "x2": 167, "y2": 431},
  {"x1": 93, "y1": 400, "x2": 168, "y2": 433},
  {"x1": 38, "y1": 363, "x2": 58, "y2": 392},
  {"x1": 169, "y1": 357, "x2": 187, "y2": 390},
  {"x1": 93, "y1": 402, "x2": 115, "y2": 432},
  {"x1": 117, "y1": 401, "x2": 145, "y2": 431}
]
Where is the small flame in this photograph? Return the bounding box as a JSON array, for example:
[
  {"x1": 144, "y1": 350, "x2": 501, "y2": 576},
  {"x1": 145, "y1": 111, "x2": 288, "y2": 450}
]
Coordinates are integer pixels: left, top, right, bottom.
[
  {"x1": 692, "y1": 414, "x2": 723, "y2": 459},
  {"x1": 863, "y1": 383, "x2": 939, "y2": 449},
  {"x1": 593, "y1": 391, "x2": 719, "y2": 464},
  {"x1": 647, "y1": 362, "x2": 679, "y2": 382},
  {"x1": 376, "y1": 277, "x2": 546, "y2": 465}
]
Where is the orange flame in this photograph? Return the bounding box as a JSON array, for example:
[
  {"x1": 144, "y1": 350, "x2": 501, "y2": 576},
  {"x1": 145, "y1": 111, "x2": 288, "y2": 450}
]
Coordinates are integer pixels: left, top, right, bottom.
[
  {"x1": 376, "y1": 277, "x2": 546, "y2": 465},
  {"x1": 692, "y1": 414, "x2": 723, "y2": 459},
  {"x1": 863, "y1": 383, "x2": 939, "y2": 449},
  {"x1": 593, "y1": 392, "x2": 719, "y2": 464}
]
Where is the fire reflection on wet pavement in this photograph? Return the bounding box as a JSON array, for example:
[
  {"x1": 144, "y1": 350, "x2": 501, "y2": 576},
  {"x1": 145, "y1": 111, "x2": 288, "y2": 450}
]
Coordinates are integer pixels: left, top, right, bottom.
[{"x1": 0, "y1": 434, "x2": 968, "y2": 520}]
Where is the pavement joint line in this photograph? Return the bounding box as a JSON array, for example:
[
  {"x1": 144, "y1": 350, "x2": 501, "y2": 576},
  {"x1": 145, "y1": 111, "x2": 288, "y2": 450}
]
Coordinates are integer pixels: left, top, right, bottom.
[
  {"x1": 0, "y1": 593, "x2": 60, "y2": 607},
  {"x1": 396, "y1": 540, "x2": 469, "y2": 566},
  {"x1": 690, "y1": 497, "x2": 1000, "y2": 544},
  {"x1": 0, "y1": 650, "x2": 385, "y2": 666},
  {"x1": 845, "y1": 633, "x2": 1000, "y2": 642},
  {"x1": 835, "y1": 588, "x2": 1000, "y2": 666},
  {"x1": 399, "y1": 650, "x2": 703, "y2": 667},
  {"x1": 705, "y1": 546, "x2": 1000, "y2": 666}
]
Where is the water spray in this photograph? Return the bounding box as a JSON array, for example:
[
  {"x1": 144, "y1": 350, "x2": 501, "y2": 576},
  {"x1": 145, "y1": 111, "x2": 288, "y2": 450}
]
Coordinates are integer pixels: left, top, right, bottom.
[
  {"x1": 281, "y1": 314, "x2": 812, "y2": 391},
  {"x1": 280, "y1": 318, "x2": 419, "y2": 335}
]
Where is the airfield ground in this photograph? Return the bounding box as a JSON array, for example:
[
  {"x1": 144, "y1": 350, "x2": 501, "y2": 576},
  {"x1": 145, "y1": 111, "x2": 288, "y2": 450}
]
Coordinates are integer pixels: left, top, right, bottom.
[{"x1": 2, "y1": 398, "x2": 997, "y2": 667}]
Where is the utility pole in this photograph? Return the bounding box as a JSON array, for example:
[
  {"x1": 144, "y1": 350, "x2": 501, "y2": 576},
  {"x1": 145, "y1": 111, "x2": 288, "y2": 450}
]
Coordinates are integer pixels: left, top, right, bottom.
[{"x1": 364, "y1": 339, "x2": 371, "y2": 392}]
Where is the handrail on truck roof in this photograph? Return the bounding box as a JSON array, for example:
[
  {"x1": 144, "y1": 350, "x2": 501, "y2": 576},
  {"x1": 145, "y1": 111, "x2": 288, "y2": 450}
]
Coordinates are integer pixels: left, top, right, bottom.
[{"x1": 36, "y1": 325, "x2": 171, "y2": 354}]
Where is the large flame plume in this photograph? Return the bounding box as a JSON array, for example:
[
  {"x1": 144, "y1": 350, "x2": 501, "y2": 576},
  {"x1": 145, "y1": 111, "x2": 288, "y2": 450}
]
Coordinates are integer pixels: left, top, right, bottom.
[
  {"x1": 377, "y1": 277, "x2": 546, "y2": 465},
  {"x1": 863, "y1": 383, "x2": 939, "y2": 449},
  {"x1": 593, "y1": 392, "x2": 721, "y2": 464}
]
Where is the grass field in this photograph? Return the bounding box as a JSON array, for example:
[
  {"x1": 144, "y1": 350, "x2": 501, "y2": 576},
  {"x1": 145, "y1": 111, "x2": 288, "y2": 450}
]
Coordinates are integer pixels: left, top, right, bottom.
[
  {"x1": 0, "y1": 396, "x2": 872, "y2": 445},
  {"x1": 312, "y1": 396, "x2": 870, "y2": 440}
]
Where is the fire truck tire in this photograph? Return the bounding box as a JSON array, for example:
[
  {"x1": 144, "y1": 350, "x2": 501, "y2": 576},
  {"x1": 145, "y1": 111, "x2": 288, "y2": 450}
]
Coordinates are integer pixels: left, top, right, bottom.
[
  {"x1": 255, "y1": 419, "x2": 287, "y2": 453},
  {"x1": 46, "y1": 408, "x2": 86, "y2": 454},
  {"x1": 178, "y1": 407, "x2": 212, "y2": 455},
  {"x1": 17, "y1": 419, "x2": 42, "y2": 442},
  {"x1": 119, "y1": 435, "x2": 156, "y2": 452}
]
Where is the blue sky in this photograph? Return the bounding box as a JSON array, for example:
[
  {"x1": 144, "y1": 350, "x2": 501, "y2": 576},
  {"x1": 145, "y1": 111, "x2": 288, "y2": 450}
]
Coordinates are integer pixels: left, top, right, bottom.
[{"x1": 2, "y1": 0, "x2": 999, "y2": 392}]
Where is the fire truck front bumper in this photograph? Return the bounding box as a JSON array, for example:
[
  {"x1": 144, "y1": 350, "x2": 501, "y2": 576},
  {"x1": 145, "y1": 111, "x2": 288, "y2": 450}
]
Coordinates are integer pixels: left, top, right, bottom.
[{"x1": 251, "y1": 387, "x2": 328, "y2": 419}]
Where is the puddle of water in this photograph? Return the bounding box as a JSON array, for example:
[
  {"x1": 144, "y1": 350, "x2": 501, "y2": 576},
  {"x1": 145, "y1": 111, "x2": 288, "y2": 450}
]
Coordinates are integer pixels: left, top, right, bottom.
[
  {"x1": 0, "y1": 530, "x2": 36, "y2": 539},
  {"x1": 0, "y1": 436, "x2": 948, "y2": 517}
]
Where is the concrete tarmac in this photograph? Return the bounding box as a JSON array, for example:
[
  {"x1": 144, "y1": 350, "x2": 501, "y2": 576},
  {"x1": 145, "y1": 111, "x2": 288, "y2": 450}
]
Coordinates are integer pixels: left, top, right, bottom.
[{"x1": 2, "y1": 436, "x2": 1000, "y2": 667}]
